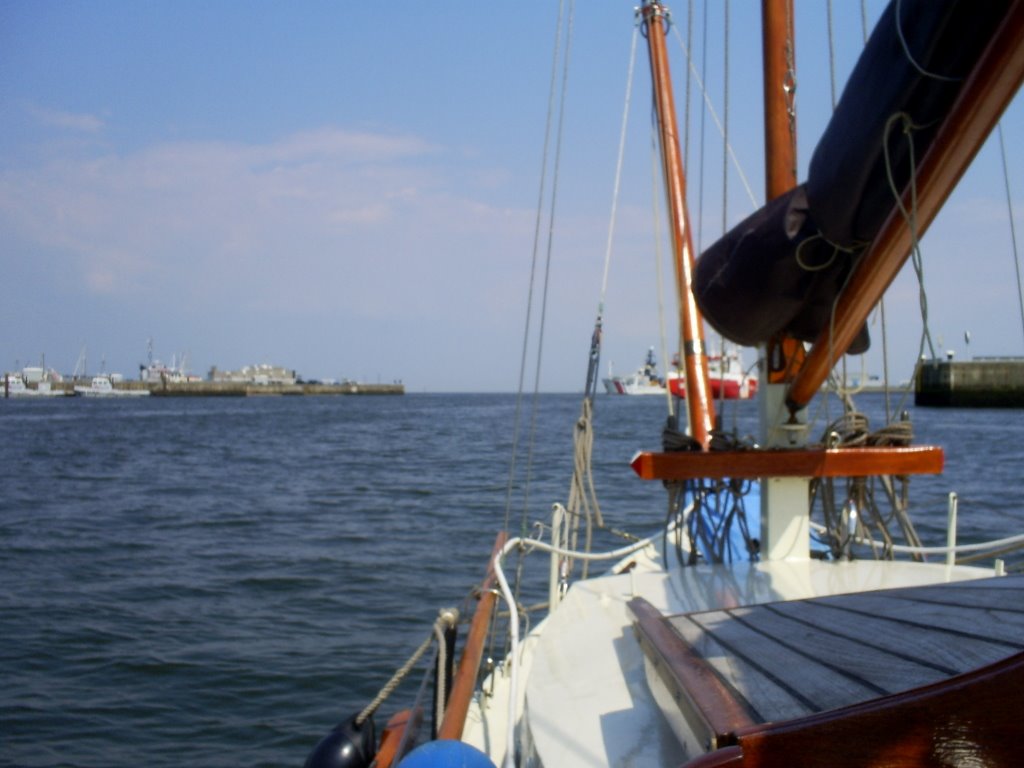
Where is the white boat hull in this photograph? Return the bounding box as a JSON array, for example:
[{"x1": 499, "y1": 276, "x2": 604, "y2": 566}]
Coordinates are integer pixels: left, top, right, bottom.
[{"x1": 462, "y1": 538, "x2": 996, "y2": 768}]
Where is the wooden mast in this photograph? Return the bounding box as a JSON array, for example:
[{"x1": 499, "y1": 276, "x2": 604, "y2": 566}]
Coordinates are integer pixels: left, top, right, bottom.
[
  {"x1": 761, "y1": 0, "x2": 796, "y2": 202},
  {"x1": 787, "y1": 0, "x2": 1024, "y2": 410},
  {"x1": 640, "y1": 0, "x2": 715, "y2": 448},
  {"x1": 753, "y1": 0, "x2": 810, "y2": 560},
  {"x1": 761, "y1": 0, "x2": 806, "y2": 384}
]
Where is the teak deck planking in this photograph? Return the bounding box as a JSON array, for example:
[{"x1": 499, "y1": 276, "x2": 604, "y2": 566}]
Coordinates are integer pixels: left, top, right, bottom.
[{"x1": 630, "y1": 574, "x2": 1024, "y2": 752}]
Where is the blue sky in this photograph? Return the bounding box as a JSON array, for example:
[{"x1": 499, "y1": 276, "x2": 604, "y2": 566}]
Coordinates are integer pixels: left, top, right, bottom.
[{"x1": 2, "y1": 1, "x2": 1021, "y2": 391}]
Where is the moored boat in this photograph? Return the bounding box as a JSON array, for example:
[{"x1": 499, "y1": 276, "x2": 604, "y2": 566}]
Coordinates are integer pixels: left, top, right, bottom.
[
  {"x1": 74, "y1": 375, "x2": 150, "y2": 397},
  {"x1": 303, "y1": 1, "x2": 1024, "y2": 766},
  {"x1": 602, "y1": 347, "x2": 665, "y2": 395},
  {"x1": 667, "y1": 346, "x2": 758, "y2": 400},
  {"x1": 605, "y1": 346, "x2": 758, "y2": 398},
  {"x1": 3, "y1": 373, "x2": 69, "y2": 397}
]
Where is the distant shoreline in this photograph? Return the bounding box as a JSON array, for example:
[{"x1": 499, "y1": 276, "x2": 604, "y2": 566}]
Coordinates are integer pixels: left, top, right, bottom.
[{"x1": 5, "y1": 379, "x2": 404, "y2": 397}]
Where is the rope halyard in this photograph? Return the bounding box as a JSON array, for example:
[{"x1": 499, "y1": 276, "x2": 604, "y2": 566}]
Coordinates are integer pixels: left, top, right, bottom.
[
  {"x1": 355, "y1": 607, "x2": 459, "y2": 728},
  {"x1": 997, "y1": 122, "x2": 1024, "y2": 350},
  {"x1": 881, "y1": 109, "x2": 939, "y2": 418},
  {"x1": 670, "y1": 20, "x2": 758, "y2": 210},
  {"x1": 560, "y1": 21, "x2": 640, "y2": 581}
]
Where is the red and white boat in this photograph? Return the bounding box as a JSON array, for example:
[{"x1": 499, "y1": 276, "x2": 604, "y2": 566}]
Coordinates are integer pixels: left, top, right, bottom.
[
  {"x1": 604, "y1": 346, "x2": 757, "y2": 399},
  {"x1": 602, "y1": 347, "x2": 665, "y2": 395},
  {"x1": 668, "y1": 347, "x2": 758, "y2": 400}
]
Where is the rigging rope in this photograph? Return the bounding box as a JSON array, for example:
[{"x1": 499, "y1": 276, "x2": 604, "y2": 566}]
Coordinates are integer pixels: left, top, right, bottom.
[
  {"x1": 600, "y1": 25, "x2": 640, "y2": 313},
  {"x1": 894, "y1": 0, "x2": 961, "y2": 83},
  {"x1": 721, "y1": 0, "x2": 730, "y2": 238},
  {"x1": 854, "y1": 0, "x2": 897, "y2": 421},
  {"x1": 826, "y1": 0, "x2": 838, "y2": 110},
  {"x1": 564, "y1": 22, "x2": 640, "y2": 580},
  {"x1": 671, "y1": 8, "x2": 759, "y2": 217},
  {"x1": 696, "y1": 0, "x2": 709, "y2": 254},
  {"x1": 651, "y1": 136, "x2": 676, "y2": 418},
  {"x1": 582, "y1": 21, "x2": 641, "y2": 405},
  {"x1": 683, "y1": 0, "x2": 694, "y2": 171},
  {"x1": 503, "y1": 0, "x2": 568, "y2": 538},
  {"x1": 883, "y1": 111, "x2": 938, "y2": 402},
  {"x1": 502, "y1": 0, "x2": 576, "y2": 638},
  {"x1": 997, "y1": 122, "x2": 1024, "y2": 350}
]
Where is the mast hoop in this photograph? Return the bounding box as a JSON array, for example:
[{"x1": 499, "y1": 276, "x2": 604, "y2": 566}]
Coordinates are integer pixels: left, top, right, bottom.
[
  {"x1": 683, "y1": 339, "x2": 706, "y2": 357},
  {"x1": 638, "y1": 2, "x2": 672, "y2": 39}
]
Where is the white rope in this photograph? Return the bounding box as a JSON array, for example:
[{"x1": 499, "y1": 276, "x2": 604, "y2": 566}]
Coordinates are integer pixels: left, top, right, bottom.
[
  {"x1": 649, "y1": 124, "x2": 675, "y2": 417},
  {"x1": 670, "y1": 20, "x2": 758, "y2": 210},
  {"x1": 810, "y1": 521, "x2": 1024, "y2": 556},
  {"x1": 493, "y1": 518, "x2": 655, "y2": 768},
  {"x1": 504, "y1": 0, "x2": 567, "y2": 536},
  {"x1": 997, "y1": 122, "x2": 1024, "y2": 351},
  {"x1": 826, "y1": 0, "x2": 838, "y2": 109},
  {"x1": 598, "y1": 24, "x2": 640, "y2": 309},
  {"x1": 432, "y1": 608, "x2": 459, "y2": 732}
]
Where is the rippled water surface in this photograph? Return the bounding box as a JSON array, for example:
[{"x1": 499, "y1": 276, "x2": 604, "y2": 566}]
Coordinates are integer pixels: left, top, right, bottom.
[{"x1": 2, "y1": 392, "x2": 1021, "y2": 766}]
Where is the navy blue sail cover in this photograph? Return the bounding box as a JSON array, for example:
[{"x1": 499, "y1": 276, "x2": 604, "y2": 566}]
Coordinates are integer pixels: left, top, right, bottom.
[
  {"x1": 694, "y1": 185, "x2": 870, "y2": 354},
  {"x1": 807, "y1": 0, "x2": 1010, "y2": 247},
  {"x1": 695, "y1": 0, "x2": 1010, "y2": 352}
]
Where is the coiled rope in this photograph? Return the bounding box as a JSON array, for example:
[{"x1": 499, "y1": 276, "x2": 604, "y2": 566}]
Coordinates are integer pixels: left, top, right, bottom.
[{"x1": 810, "y1": 409, "x2": 925, "y2": 561}]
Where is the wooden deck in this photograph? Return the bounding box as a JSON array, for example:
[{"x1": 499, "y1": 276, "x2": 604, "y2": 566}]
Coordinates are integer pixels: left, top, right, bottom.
[{"x1": 630, "y1": 575, "x2": 1024, "y2": 754}]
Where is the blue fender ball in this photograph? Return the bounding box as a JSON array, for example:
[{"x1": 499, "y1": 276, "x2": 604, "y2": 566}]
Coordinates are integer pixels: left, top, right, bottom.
[{"x1": 396, "y1": 740, "x2": 497, "y2": 768}]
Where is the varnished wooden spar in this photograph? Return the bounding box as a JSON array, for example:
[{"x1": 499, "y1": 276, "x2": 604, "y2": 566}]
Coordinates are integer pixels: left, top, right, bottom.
[
  {"x1": 787, "y1": 0, "x2": 1024, "y2": 411},
  {"x1": 761, "y1": 0, "x2": 807, "y2": 384},
  {"x1": 630, "y1": 445, "x2": 943, "y2": 481},
  {"x1": 641, "y1": 1, "x2": 716, "y2": 447},
  {"x1": 436, "y1": 531, "x2": 507, "y2": 741},
  {"x1": 761, "y1": 0, "x2": 797, "y2": 201}
]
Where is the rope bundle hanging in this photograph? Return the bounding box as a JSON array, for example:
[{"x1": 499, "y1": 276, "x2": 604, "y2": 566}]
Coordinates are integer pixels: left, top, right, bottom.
[
  {"x1": 557, "y1": 21, "x2": 641, "y2": 584},
  {"x1": 810, "y1": 409, "x2": 924, "y2": 561}
]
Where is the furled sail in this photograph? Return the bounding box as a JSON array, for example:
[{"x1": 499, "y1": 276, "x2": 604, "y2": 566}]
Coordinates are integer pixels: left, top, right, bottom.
[{"x1": 695, "y1": 0, "x2": 1011, "y2": 353}]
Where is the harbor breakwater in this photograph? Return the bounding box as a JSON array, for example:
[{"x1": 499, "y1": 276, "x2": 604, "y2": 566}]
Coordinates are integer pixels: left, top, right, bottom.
[{"x1": 916, "y1": 358, "x2": 1024, "y2": 407}]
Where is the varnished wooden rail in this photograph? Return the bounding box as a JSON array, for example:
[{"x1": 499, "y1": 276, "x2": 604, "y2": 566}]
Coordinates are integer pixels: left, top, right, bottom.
[
  {"x1": 631, "y1": 446, "x2": 944, "y2": 481},
  {"x1": 629, "y1": 597, "x2": 757, "y2": 750},
  {"x1": 437, "y1": 531, "x2": 508, "y2": 740}
]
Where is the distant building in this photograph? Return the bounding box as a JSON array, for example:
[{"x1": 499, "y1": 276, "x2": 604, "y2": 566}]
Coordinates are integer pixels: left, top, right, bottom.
[{"x1": 209, "y1": 364, "x2": 297, "y2": 386}]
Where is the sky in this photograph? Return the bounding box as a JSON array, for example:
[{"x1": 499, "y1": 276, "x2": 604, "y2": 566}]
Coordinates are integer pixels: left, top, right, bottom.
[{"x1": 1, "y1": 1, "x2": 1021, "y2": 392}]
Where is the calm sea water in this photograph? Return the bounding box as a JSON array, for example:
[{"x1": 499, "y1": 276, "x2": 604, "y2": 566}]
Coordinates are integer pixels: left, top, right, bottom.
[{"x1": 2, "y1": 392, "x2": 1021, "y2": 767}]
